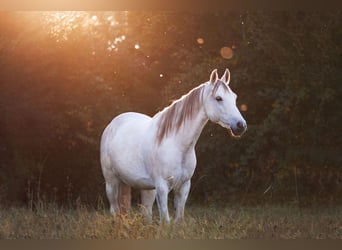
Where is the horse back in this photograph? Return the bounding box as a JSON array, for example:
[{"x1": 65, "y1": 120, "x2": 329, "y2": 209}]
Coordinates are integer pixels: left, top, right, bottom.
[{"x1": 101, "y1": 112, "x2": 152, "y2": 153}]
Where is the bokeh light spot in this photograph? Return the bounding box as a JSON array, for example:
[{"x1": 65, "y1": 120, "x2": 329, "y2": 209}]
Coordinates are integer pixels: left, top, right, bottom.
[
  {"x1": 134, "y1": 44, "x2": 140, "y2": 49},
  {"x1": 240, "y1": 104, "x2": 248, "y2": 112},
  {"x1": 197, "y1": 38, "x2": 204, "y2": 44},
  {"x1": 220, "y1": 46, "x2": 234, "y2": 59}
]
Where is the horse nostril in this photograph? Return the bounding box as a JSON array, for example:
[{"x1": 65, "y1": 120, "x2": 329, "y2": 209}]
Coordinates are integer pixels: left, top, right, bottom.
[{"x1": 237, "y1": 121, "x2": 244, "y2": 130}]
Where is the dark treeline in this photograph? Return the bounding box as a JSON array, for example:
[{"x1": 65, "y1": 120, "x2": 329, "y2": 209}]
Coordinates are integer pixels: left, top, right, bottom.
[{"x1": 0, "y1": 11, "x2": 341, "y2": 207}]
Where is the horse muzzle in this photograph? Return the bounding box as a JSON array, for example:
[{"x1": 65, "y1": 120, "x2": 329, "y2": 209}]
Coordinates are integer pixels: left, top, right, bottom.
[{"x1": 230, "y1": 121, "x2": 247, "y2": 137}]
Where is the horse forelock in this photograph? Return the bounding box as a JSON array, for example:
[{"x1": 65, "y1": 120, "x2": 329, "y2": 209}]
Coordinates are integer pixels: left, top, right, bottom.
[
  {"x1": 156, "y1": 85, "x2": 204, "y2": 144},
  {"x1": 212, "y1": 80, "x2": 229, "y2": 95}
]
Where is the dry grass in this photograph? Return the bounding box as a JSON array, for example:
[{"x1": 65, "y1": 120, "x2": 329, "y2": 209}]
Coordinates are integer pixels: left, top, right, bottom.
[{"x1": 0, "y1": 202, "x2": 341, "y2": 239}]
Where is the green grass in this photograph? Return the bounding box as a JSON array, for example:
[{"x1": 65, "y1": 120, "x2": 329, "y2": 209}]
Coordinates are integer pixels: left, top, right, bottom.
[{"x1": 0, "y1": 203, "x2": 341, "y2": 239}]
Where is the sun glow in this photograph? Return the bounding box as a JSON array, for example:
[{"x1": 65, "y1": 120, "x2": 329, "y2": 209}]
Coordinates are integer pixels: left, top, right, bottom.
[
  {"x1": 40, "y1": 12, "x2": 114, "y2": 36},
  {"x1": 24, "y1": 11, "x2": 127, "y2": 51},
  {"x1": 39, "y1": 11, "x2": 92, "y2": 38}
]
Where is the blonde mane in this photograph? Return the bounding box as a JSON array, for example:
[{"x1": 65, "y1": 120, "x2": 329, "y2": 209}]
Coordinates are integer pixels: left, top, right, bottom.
[{"x1": 156, "y1": 85, "x2": 204, "y2": 144}]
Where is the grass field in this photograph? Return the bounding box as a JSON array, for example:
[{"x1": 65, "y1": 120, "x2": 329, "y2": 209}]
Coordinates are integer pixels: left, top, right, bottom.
[{"x1": 0, "y1": 202, "x2": 341, "y2": 239}]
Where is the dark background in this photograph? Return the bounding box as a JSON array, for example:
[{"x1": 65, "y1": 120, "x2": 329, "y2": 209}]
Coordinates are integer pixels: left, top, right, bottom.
[{"x1": 0, "y1": 11, "x2": 341, "y2": 207}]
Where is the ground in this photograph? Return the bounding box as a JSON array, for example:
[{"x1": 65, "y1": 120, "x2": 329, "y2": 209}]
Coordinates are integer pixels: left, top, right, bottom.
[{"x1": 0, "y1": 202, "x2": 341, "y2": 239}]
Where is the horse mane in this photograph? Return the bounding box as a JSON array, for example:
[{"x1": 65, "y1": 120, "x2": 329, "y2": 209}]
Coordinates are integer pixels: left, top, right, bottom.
[{"x1": 155, "y1": 84, "x2": 204, "y2": 145}]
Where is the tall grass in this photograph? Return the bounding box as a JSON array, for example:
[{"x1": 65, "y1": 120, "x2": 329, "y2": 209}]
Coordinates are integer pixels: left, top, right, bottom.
[{"x1": 0, "y1": 201, "x2": 341, "y2": 239}]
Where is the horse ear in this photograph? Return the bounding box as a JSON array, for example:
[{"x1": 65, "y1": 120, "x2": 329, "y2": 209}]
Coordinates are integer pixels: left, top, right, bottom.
[
  {"x1": 221, "y1": 68, "x2": 231, "y2": 85},
  {"x1": 209, "y1": 69, "x2": 218, "y2": 84}
]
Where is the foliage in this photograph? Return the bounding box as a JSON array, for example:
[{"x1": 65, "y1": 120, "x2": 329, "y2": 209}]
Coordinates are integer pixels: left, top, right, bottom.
[{"x1": 0, "y1": 11, "x2": 341, "y2": 206}]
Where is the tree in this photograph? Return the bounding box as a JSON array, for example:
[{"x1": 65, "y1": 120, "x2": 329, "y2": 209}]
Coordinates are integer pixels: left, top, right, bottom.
[{"x1": 0, "y1": 11, "x2": 340, "y2": 207}]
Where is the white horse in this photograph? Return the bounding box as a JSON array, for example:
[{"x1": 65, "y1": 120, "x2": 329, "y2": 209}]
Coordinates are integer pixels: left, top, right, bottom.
[{"x1": 100, "y1": 68, "x2": 247, "y2": 223}]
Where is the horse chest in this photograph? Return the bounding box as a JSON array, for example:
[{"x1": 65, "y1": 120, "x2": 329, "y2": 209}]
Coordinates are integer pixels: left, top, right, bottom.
[{"x1": 162, "y1": 151, "x2": 196, "y2": 188}]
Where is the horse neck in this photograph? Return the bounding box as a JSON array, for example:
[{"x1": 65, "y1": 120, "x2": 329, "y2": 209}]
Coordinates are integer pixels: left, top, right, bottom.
[
  {"x1": 155, "y1": 83, "x2": 210, "y2": 149},
  {"x1": 174, "y1": 105, "x2": 208, "y2": 150},
  {"x1": 176, "y1": 84, "x2": 212, "y2": 149}
]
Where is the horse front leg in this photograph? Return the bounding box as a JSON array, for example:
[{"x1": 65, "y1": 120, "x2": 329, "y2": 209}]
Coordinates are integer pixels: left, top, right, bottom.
[
  {"x1": 155, "y1": 181, "x2": 170, "y2": 224},
  {"x1": 173, "y1": 180, "x2": 191, "y2": 224}
]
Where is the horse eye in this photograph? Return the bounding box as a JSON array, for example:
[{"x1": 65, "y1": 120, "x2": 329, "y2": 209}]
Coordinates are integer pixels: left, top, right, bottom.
[{"x1": 215, "y1": 96, "x2": 223, "y2": 102}]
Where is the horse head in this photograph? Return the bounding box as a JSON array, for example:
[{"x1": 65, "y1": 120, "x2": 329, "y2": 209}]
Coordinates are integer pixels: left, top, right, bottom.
[{"x1": 203, "y1": 68, "x2": 247, "y2": 137}]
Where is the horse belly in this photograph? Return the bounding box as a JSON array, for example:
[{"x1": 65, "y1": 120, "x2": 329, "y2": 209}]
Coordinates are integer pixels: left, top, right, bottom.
[{"x1": 101, "y1": 112, "x2": 155, "y2": 189}]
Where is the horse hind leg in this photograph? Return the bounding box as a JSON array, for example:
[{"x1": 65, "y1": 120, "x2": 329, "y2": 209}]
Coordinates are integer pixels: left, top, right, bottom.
[
  {"x1": 140, "y1": 189, "x2": 156, "y2": 223},
  {"x1": 105, "y1": 178, "x2": 132, "y2": 217},
  {"x1": 105, "y1": 177, "x2": 120, "y2": 215},
  {"x1": 118, "y1": 181, "x2": 131, "y2": 214}
]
